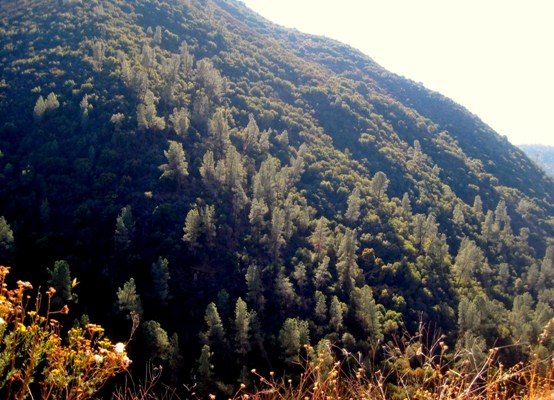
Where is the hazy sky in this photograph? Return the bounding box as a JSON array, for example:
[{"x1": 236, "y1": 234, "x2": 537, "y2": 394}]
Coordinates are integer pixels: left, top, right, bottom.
[{"x1": 240, "y1": 0, "x2": 554, "y2": 146}]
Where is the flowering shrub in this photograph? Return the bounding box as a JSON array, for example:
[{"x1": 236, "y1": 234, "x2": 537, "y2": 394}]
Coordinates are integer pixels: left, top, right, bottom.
[{"x1": 0, "y1": 265, "x2": 131, "y2": 399}]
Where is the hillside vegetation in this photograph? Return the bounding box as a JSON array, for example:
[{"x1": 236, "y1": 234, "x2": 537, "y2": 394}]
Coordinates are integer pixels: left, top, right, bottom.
[
  {"x1": 520, "y1": 144, "x2": 554, "y2": 178},
  {"x1": 0, "y1": 0, "x2": 553, "y2": 397}
]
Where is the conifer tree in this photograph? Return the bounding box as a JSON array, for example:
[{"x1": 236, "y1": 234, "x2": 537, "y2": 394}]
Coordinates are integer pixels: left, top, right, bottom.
[
  {"x1": 183, "y1": 208, "x2": 202, "y2": 250},
  {"x1": 279, "y1": 318, "x2": 310, "y2": 362},
  {"x1": 137, "y1": 90, "x2": 165, "y2": 131},
  {"x1": 0, "y1": 216, "x2": 14, "y2": 253},
  {"x1": 33, "y1": 95, "x2": 47, "y2": 120},
  {"x1": 233, "y1": 297, "x2": 252, "y2": 356},
  {"x1": 159, "y1": 140, "x2": 188, "y2": 188},
  {"x1": 453, "y1": 237, "x2": 486, "y2": 284},
  {"x1": 267, "y1": 207, "x2": 286, "y2": 259},
  {"x1": 207, "y1": 108, "x2": 231, "y2": 158},
  {"x1": 274, "y1": 269, "x2": 298, "y2": 312},
  {"x1": 201, "y1": 302, "x2": 226, "y2": 346},
  {"x1": 45, "y1": 92, "x2": 60, "y2": 111},
  {"x1": 453, "y1": 203, "x2": 465, "y2": 225},
  {"x1": 91, "y1": 40, "x2": 105, "y2": 71},
  {"x1": 345, "y1": 187, "x2": 361, "y2": 223},
  {"x1": 370, "y1": 171, "x2": 389, "y2": 203},
  {"x1": 314, "y1": 291, "x2": 328, "y2": 323},
  {"x1": 473, "y1": 195, "x2": 484, "y2": 219},
  {"x1": 170, "y1": 107, "x2": 190, "y2": 138},
  {"x1": 151, "y1": 257, "x2": 170, "y2": 306},
  {"x1": 249, "y1": 198, "x2": 269, "y2": 243},
  {"x1": 47, "y1": 260, "x2": 77, "y2": 306},
  {"x1": 401, "y1": 192, "x2": 412, "y2": 219},
  {"x1": 309, "y1": 217, "x2": 332, "y2": 263},
  {"x1": 313, "y1": 256, "x2": 332, "y2": 290},
  {"x1": 143, "y1": 320, "x2": 170, "y2": 361},
  {"x1": 195, "y1": 58, "x2": 225, "y2": 101},
  {"x1": 352, "y1": 285, "x2": 383, "y2": 343},
  {"x1": 241, "y1": 113, "x2": 261, "y2": 152},
  {"x1": 114, "y1": 205, "x2": 134, "y2": 251},
  {"x1": 117, "y1": 278, "x2": 143, "y2": 318},
  {"x1": 245, "y1": 264, "x2": 265, "y2": 312},
  {"x1": 336, "y1": 228, "x2": 362, "y2": 293},
  {"x1": 179, "y1": 40, "x2": 194, "y2": 77},
  {"x1": 197, "y1": 344, "x2": 214, "y2": 382}
]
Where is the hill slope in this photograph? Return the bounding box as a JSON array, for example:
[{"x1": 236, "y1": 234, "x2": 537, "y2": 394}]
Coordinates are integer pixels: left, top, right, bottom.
[
  {"x1": 520, "y1": 144, "x2": 554, "y2": 178},
  {"x1": 0, "y1": 0, "x2": 553, "y2": 393}
]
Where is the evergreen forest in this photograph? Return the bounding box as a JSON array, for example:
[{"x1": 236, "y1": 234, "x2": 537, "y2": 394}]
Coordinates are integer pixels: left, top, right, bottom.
[{"x1": 1, "y1": 0, "x2": 554, "y2": 397}]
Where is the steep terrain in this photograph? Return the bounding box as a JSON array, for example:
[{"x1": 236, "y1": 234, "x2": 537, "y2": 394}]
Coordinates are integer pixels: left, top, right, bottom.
[
  {"x1": 520, "y1": 144, "x2": 554, "y2": 178},
  {"x1": 0, "y1": 0, "x2": 553, "y2": 393}
]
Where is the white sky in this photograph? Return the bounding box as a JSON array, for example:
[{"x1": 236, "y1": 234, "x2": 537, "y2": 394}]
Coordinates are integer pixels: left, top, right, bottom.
[{"x1": 240, "y1": 0, "x2": 554, "y2": 146}]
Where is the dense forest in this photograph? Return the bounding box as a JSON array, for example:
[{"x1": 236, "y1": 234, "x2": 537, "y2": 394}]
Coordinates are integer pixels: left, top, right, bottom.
[
  {"x1": 520, "y1": 144, "x2": 554, "y2": 178},
  {"x1": 1, "y1": 0, "x2": 554, "y2": 396}
]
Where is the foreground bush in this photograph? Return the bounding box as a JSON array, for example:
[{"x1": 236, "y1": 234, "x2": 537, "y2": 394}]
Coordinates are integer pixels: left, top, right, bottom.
[
  {"x1": 221, "y1": 334, "x2": 554, "y2": 400},
  {"x1": 0, "y1": 265, "x2": 131, "y2": 400}
]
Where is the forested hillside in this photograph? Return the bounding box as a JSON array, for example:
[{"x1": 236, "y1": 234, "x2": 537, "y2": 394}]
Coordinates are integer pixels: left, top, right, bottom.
[
  {"x1": 0, "y1": 0, "x2": 553, "y2": 396},
  {"x1": 520, "y1": 144, "x2": 554, "y2": 178}
]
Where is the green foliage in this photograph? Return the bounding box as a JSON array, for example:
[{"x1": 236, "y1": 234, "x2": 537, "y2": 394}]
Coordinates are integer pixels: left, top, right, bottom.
[
  {"x1": 116, "y1": 278, "x2": 143, "y2": 318},
  {"x1": 0, "y1": 0, "x2": 553, "y2": 395},
  {"x1": 47, "y1": 260, "x2": 77, "y2": 306}
]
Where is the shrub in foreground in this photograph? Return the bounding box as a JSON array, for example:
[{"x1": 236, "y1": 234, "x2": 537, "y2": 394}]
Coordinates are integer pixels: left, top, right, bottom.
[{"x1": 0, "y1": 265, "x2": 131, "y2": 400}]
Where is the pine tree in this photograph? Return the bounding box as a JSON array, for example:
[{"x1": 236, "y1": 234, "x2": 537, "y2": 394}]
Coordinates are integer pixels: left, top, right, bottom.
[
  {"x1": 292, "y1": 261, "x2": 307, "y2": 290},
  {"x1": 336, "y1": 228, "x2": 362, "y2": 293},
  {"x1": 170, "y1": 107, "x2": 190, "y2": 138},
  {"x1": 179, "y1": 40, "x2": 194, "y2": 77},
  {"x1": 309, "y1": 217, "x2": 332, "y2": 263},
  {"x1": 201, "y1": 302, "x2": 226, "y2": 346},
  {"x1": 233, "y1": 297, "x2": 252, "y2": 356},
  {"x1": 482, "y1": 210, "x2": 497, "y2": 241},
  {"x1": 47, "y1": 260, "x2": 77, "y2": 306},
  {"x1": 473, "y1": 195, "x2": 484, "y2": 219},
  {"x1": 0, "y1": 216, "x2": 14, "y2": 253},
  {"x1": 45, "y1": 92, "x2": 60, "y2": 111},
  {"x1": 370, "y1": 171, "x2": 389, "y2": 203},
  {"x1": 345, "y1": 187, "x2": 361, "y2": 223},
  {"x1": 117, "y1": 278, "x2": 143, "y2": 318},
  {"x1": 313, "y1": 256, "x2": 332, "y2": 290},
  {"x1": 91, "y1": 40, "x2": 105, "y2": 71},
  {"x1": 33, "y1": 95, "x2": 47, "y2": 120},
  {"x1": 143, "y1": 320, "x2": 170, "y2": 361},
  {"x1": 401, "y1": 192, "x2": 412, "y2": 219},
  {"x1": 278, "y1": 318, "x2": 310, "y2": 362},
  {"x1": 453, "y1": 237, "x2": 486, "y2": 284},
  {"x1": 249, "y1": 198, "x2": 269, "y2": 243},
  {"x1": 207, "y1": 108, "x2": 231, "y2": 158},
  {"x1": 197, "y1": 344, "x2": 214, "y2": 382},
  {"x1": 352, "y1": 285, "x2": 383, "y2": 343},
  {"x1": 137, "y1": 90, "x2": 166, "y2": 131},
  {"x1": 241, "y1": 113, "x2": 261, "y2": 152},
  {"x1": 314, "y1": 291, "x2": 328, "y2": 323},
  {"x1": 453, "y1": 203, "x2": 465, "y2": 225},
  {"x1": 153, "y1": 26, "x2": 162, "y2": 45},
  {"x1": 274, "y1": 269, "x2": 298, "y2": 311},
  {"x1": 183, "y1": 208, "x2": 202, "y2": 250},
  {"x1": 114, "y1": 205, "x2": 134, "y2": 251},
  {"x1": 195, "y1": 58, "x2": 225, "y2": 101},
  {"x1": 329, "y1": 296, "x2": 347, "y2": 332},
  {"x1": 151, "y1": 257, "x2": 170, "y2": 306},
  {"x1": 245, "y1": 264, "x2": 265, "y2": 312},
  {"x1": 266, "y1": 207, "x2": 286, "y2": 259},
  {"x1": 159, "y1": 140, "x2": 188, "y2": 188}
]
